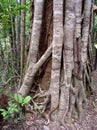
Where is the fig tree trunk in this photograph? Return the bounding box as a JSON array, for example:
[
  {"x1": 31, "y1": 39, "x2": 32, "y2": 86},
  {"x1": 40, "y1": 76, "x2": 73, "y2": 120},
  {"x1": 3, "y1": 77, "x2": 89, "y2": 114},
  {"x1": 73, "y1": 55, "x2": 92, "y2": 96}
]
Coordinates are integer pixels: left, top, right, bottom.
[{"x1": 19, "y1": 0, "x2": 93, "y2": 128}]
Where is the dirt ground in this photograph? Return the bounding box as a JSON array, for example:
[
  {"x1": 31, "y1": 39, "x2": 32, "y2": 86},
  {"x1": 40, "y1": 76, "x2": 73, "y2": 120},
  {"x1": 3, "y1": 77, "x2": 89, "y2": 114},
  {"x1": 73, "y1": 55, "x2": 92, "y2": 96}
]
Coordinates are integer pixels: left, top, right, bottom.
[{"x1": 1, "y1": 70, "x2": 97, "y2": 130}]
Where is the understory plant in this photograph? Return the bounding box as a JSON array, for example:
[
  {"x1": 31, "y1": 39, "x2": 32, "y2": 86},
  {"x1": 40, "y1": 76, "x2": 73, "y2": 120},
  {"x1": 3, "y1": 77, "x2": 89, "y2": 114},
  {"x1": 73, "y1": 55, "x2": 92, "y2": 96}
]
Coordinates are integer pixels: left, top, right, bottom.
[{"x1": 0, "y1": 93, "x2": 31, "y2": 123}]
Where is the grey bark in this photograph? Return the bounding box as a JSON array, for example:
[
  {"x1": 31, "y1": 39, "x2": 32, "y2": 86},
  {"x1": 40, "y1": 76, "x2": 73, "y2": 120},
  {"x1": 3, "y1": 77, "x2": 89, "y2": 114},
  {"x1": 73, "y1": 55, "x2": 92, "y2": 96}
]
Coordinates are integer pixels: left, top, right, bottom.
[
  {"x1": 19, "y1": 44, "x2": 52, "y2": 96},
  {"x1": 50, "y1": 0, "x2": 63, "y2": 116},
  {"x1": 63, "y1": 0, "x2": 76, "y2": 118},
  {"x1": 15, "y1": 0, "x2": 20, "y2": 73},
  {"x1": 19, "y1": 0, "x2": 26, "y2": 85},
  {"x1": 28, "y1": 0, "x2": 45, "y2": 66},
  {"x1": 18, "y1": 0, "x2": 93, "y2": 125},
  {"x1": 19, "y1": 0, "x2": 45, "y2": 95}
]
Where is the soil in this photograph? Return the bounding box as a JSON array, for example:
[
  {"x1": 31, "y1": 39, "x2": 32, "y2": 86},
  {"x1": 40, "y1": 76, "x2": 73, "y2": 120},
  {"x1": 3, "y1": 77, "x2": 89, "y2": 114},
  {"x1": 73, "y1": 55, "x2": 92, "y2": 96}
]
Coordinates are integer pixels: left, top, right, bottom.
[{"x1": 1, "y1": 70, "x2": 97, "y2": 130}]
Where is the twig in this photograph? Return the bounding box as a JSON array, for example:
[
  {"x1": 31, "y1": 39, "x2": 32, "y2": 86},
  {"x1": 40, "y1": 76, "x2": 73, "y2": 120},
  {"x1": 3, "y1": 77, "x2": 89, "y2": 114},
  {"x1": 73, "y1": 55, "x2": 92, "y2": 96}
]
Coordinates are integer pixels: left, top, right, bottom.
[{"x1": 2, "y1": 76, "x2": 20, "y2": 86}]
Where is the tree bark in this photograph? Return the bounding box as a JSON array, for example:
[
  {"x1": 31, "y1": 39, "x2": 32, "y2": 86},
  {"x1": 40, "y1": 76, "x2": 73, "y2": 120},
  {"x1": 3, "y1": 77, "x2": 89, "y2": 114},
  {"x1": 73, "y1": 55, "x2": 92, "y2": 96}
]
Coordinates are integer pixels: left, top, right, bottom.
[
  {"x1": 19, "y1": 0, "x2": 93, "y2": 127},
  {"x1": 19, "y1": 44, "x2": 52, "y2": 96},
  {"x1": 28, "y1": 0, "x2": 44, "y2": 66},
  {"x1": 50, "y1": 0, "x2": 63, "y2": 119},
  {"x1": 19, "y1": 0, "x2": 45, "y2": 96},
  {"x1": 15, "y1": 0, "x2": 21, "y2": 74},
  {"x1": 19, "y1": 0, "x2": 26, "y2": 85},
  {"x1": 60, "y1": 0, "x2": 76, "y2": 121}
]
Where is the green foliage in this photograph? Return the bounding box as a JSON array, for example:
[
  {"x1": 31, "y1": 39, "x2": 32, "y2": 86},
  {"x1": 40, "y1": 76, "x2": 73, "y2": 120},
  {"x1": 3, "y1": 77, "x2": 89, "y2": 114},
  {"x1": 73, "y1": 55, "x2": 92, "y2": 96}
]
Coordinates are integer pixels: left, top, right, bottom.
[
  {"x1": 0, "y1": 93, "x2": 31, "y2": 123},
  {"x1": 13, "y1": 93, "x2": 31, "y2": 106},
  {"x1": 13, "y1": 93, "x2": 23, "y2": 104},
  {"x1": 93, "y1": 14, "x2": 97, "y2": 33},
  {"x1": 0, "y1": 0, "x2": 30, "y2": 91},
  {"x1": 0, "y1": 109, "x2": 8, "y2": 117},
  {"x1": 23, "y1": 96, "x2": 31, "y2": 106},
  {"x1": 15, "y1": 5, "x2": 27, "y2": 11},
  {"x1": 94, "y1": 0, "x2": 97, "y2": 5},
  {"x1": 93, "y1": 1, "x2": 97, "y2": 33}
]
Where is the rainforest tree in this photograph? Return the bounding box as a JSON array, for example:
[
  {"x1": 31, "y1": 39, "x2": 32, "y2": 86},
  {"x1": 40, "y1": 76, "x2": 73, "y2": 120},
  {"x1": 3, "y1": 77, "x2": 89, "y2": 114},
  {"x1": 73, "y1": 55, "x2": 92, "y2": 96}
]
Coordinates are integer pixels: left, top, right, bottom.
[
  {"x1": 0, "y1": 0, "x2": 30, "y2": 88},
  {"x1": 18, "y1": 0, "x2": 93, "y2": 128},
  {"x1": 0, "y1": 0, "x2": 94, "y2": 129}
]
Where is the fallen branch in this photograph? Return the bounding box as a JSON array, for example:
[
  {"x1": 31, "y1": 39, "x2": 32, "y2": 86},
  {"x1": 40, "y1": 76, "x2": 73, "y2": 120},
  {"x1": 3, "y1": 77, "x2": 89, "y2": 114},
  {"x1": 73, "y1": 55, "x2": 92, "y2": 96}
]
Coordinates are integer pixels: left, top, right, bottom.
[
  {"x1": 19, "y1": 44, "x2": 52, "y2": 96},
  {"x1": 2, "y1": 76, "x2": 20, "y2": 86}
]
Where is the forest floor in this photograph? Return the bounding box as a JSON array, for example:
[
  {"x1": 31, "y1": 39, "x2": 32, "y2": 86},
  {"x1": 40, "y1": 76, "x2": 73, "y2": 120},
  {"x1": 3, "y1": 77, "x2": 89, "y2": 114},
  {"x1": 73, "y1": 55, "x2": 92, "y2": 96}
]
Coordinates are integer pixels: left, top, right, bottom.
[{"x1": 1, "y1": 70, "x2": 97, "y2": 130}]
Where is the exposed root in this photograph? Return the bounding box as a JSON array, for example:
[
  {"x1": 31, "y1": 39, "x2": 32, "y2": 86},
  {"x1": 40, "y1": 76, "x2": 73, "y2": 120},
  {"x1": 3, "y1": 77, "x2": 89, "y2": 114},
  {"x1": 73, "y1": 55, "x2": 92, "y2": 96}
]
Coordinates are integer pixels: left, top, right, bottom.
[
  {"x1": 49, "y1": 101, "x2": 59, "y2": 121},
  {"x1": 80, "y1": 81, "x2": 87, "y2": 104},
  {"x1": 33, "y1": 96, "x2": 49, "y2": 113},
  {"x1": 76, "y1": 97, "x2": 83, "y2": 120},
  {"x1": 26, "y1": 87, "x2": 50, "y2": 114},
  {"x1": 84, "y1": 65, "x2": 93, "y2": 94},
  {"x1": 69, "y1": 86, "x2": 78, "y2": 118}
]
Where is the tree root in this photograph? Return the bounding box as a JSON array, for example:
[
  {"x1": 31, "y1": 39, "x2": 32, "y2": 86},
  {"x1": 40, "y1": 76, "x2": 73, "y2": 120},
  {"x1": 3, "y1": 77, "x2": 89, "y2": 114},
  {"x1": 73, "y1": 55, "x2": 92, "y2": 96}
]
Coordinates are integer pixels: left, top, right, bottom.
[
  {"x1": 31, "y1": 93, "x2": 50, "y2": 114},
  {"x1": 49, "y1": 101, "x2": 59, "y2": 121},
  {"x1": 84, "y1": 65, "x2": 93, "y2": 94},
  {"x1": 69, "y1": 86, "x2": 78, "y2": 118}
]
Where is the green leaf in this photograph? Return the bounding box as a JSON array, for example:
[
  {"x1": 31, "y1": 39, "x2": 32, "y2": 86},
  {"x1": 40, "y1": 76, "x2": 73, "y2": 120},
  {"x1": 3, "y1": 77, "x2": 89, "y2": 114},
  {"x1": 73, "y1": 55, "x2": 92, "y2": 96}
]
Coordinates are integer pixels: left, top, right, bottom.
[
  {"x1": 13, "y1": 93, "x2": 23, "y2": 104},
  {"x1": 14, "y1": 118, "x2": 18, "y2": 123},
  {"x1": 22, "y1": 96, "x2": 31, "y2": 106},
  {"x1": 19, "y1": 114, "x2": 25, "y2": 120},
  {"x1": 0, "y1": 108, "x2": 6, "y2": 112},
  {"x1": 16, "y1": 5, "x2": 27, "y2": 11},
  {"x1": 2, "y1": 111, "x2": 8, "y2": 117},
  {"x1": 14, "y1": 108, "x2": 19, "y2": 113},
  {"x1": 0, "y1": 109, "x2": 8, "y2": 117}
]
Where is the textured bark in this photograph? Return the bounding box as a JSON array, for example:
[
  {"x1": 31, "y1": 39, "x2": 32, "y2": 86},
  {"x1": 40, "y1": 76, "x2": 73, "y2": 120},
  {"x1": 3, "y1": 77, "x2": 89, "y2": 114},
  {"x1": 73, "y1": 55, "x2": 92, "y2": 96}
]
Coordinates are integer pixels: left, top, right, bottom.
[
  {"x1": 73, "y1": 0, "x2": 84, "y2": 118},
  {"x1": 19, "y1": 0, "x2": 93, "y2": 127},
  {"x1": 28, "y1": 0, "x2": 44, "y2": 66},
  {"x1": 50, "y1": 0, "x2": 63, "y2": 116},
  {"x1": 15, "y1": 15, "x2": 20, "y2": 73},
  {"x1": 19, "y1": 44, "x2": 52, "y2": 96},
  {"x1": 19, "y1": 0, "x2": 44, "y2": 95},
  {"x1": 26, "y1": 0, "x2": 34, "y2": 70},
  {"x1": 9, "y1": 0, "x2": 16, "y2": 77},
  {"x1": 81, "y1": 0, "x2": 91, "y2": 64},
  {"x1": 39, "y1": 0, "x2": 53, "y2": 90},
  {"x1": 61, "y1": 0, "x2": 76, "y2": 120},
  {"x1": 72, "y1": 0, "x2": 92, "y2": 119},
  {"x1": 19, "y1": 0, "x2": 26, "y2": 85},
  {"x1": 15, "y1": 0, "x2": 21, "y2": 73}
]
